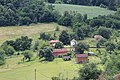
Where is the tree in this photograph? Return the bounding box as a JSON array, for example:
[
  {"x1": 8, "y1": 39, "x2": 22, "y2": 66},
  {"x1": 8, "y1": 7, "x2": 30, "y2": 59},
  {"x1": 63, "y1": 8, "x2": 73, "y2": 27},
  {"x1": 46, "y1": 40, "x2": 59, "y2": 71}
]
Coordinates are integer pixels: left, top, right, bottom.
[
  {"x1": 40, "y1": 32, "x2": 51, "y2": 41},
  {"x1": 105, "y1": 54, "x2": 120, "y2": 80},
  {"x1": 38, "y1": 46, "x2": 54, "y2": 61},
  {"x1": 97, "y1": 27, "x2": 112, "y2": 39},
  {"x1": 78, "y1": 63, "x2": 101, "y2": 80},
  {"x1": 33, "y1": 40, "x2": 40, "y2": 51},
  {"x1": 23, "y1": 50, "x2": 33, "y2": 61},
  {"x1": 105, "y1": 42, "x2": 116, "y2": 54},
  {"x1": 58, "y1": 11, "x2": 72, "y2": 26},
  {"x1": 76, "y1": 28, "x2": 84, "y2": 40},
  {"x1": 59, "y1": 30, "x2": 70, "y2": 45},
  {"x1": 3, "y1": 45, "x2": 15, "y2": 56},
  {"x1": 14, "y1": 36, "x2": 32, "y2": 51},
  {"x1": 96, "y1": 38, "x2": 107, "y2": 48},
  {"x1": 55, "y1": 42, "x2": 64, "y2": 49},
  {"x1": 75, "y1": 42, "x2": 89, "y2": 54},
  {"x1": 89, "y1": 19, "x2": 103, "y2": 27},
  {"x1": 117, "y1": 41, "x2": 120, "y2": 50},
  {"x1": 0, "y1": 49, "x2": 5, "y2": 65}
]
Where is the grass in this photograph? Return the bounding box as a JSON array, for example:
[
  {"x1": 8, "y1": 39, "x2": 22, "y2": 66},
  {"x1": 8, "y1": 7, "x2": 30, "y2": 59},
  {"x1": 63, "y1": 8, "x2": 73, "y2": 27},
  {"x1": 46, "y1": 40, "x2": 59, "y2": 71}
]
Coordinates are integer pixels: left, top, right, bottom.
[
  {"x1": 0, "y1": 56, "x2": 81, "y2": 80},
  {"x1": 0, "y1": 55, "x2": 102, "y2": 80},
  {"x1": 0, "y1": 23, "x2": 67, "y2": 45},
  {"x1": 53, "y1": 4, "x2": 115, "y2": 19}
]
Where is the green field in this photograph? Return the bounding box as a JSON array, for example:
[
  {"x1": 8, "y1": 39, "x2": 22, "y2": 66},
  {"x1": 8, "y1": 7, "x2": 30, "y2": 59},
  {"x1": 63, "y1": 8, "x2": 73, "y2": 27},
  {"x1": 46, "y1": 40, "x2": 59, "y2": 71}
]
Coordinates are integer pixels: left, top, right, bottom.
[
  {"x1": 0, "y1": 23, "x2": 67, "y2": 45},
  {"x1": 0, "y1": 55, "x2": 102, "y2": 80},
  {"x1": 0, "y1": 56, "x2": 80, "y2": 80},
  {"x1": 53, "y1": 4, "x2": 115, "y2": 18}
]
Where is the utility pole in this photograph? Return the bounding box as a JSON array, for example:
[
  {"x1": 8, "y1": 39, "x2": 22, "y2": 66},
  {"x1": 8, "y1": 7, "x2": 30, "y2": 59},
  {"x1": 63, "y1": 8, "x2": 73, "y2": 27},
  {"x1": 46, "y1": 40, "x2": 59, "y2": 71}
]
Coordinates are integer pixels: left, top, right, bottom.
[{"x1": 35, "y1": 69, "x2": 36, "y2": 80}]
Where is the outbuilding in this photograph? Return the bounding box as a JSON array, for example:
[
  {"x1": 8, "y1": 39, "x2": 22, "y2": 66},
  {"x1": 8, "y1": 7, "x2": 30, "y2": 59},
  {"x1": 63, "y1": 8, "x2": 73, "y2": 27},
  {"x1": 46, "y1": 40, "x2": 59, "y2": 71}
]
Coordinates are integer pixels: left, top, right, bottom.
[{"x1": 75, "y1": 54, "x2": 88, "y2": 63}]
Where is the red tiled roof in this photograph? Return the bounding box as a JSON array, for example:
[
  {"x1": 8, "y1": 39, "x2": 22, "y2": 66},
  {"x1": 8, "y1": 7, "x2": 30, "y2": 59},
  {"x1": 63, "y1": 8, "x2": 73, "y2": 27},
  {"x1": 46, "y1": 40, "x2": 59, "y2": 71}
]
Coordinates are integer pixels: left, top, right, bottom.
[
  {"x1": 76, "y1": 54, "x2": 88, "y2": 58},
  {"x1": 53, "y1": 48, "x2": 68, "y2": 53},
  {"x1": 49, "y1": 40, "x2": 60, "y2": 43}
]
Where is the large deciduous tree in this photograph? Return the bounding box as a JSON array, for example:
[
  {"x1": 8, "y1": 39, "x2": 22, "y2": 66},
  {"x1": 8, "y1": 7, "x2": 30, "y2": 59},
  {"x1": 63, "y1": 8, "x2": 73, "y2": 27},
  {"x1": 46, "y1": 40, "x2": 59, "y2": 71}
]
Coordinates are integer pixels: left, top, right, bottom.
[
  {"x1": 75, "y1": 42, "x2": 89, "y2": 54},
  {"x1": 105, "y1": 42, "x2": 116, "y2": 54},
  {"x1": 38, "y1": 46, "x2": 54, "y2": 61},
  {"x1": 78, "y1": 63, "x2": 101, "y2": 80},
  {"x1": 97, "y1": 27, "x2": 112, "y2": 39},
  {"x1": 14, "y1": 36, "x2": 32, "y2": 51}
]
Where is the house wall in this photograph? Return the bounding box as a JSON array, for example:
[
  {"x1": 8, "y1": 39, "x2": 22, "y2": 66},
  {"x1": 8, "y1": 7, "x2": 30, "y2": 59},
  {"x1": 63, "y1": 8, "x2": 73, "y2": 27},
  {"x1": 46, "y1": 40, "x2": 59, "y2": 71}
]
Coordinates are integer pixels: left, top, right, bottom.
[{"x1": 76, "y1": 57, "x2": 88, "y2": 63}]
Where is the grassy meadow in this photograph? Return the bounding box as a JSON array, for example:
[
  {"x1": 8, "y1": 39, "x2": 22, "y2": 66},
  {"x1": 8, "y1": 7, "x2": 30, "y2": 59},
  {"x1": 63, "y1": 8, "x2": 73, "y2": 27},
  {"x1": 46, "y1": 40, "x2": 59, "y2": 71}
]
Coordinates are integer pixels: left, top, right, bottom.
[
  {"x1": 0, "y1": 55, "x2": 102, "y2": 80},
  {"x1": 0, "y1": 23, "x2": 67, "y2": 45},
  {"x1": 53, "y1": 4, "x2": 115, "y2": 18},
  {"x1": 0, "y1": 56, "x2": 80, "y2": 80}
]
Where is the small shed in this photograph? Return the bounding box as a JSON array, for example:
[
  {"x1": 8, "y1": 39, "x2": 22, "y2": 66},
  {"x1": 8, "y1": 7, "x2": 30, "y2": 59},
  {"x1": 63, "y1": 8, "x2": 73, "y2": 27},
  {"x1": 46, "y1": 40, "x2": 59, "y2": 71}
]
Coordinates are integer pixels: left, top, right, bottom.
[
  {"x1": 75, "y1": 54, "x2": 88, "y2": 63},
  {"x1": 49, "y1": 40, "x2": 60, "y2": 47},
  {"x1": 53, "y1": 48, "x2": 68, "y2": 57}
]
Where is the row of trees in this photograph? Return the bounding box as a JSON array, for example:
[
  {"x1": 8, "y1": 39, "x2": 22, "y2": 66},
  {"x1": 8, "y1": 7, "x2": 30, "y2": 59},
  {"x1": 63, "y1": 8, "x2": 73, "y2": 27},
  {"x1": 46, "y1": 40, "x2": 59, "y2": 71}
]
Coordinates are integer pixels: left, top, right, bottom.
[{"x1": 0, "y1": 36, "x2": 32, "y2": 65}]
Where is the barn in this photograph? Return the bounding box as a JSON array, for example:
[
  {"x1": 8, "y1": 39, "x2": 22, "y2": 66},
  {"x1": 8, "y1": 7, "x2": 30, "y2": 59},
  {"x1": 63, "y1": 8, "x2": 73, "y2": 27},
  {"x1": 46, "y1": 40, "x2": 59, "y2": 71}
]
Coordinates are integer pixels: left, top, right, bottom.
[
  {"x1": 75, "y1": 54, "x2": 88, "y2": 63},
  {"x1": 53, "y1": 48, "x2": 68, "y2": 57}
]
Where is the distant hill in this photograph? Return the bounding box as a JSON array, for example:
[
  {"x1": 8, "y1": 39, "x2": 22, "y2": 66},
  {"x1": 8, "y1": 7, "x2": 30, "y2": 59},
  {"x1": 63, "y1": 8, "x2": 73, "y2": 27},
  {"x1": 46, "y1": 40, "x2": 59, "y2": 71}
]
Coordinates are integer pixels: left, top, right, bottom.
[{"x1": 53, "y1": 4, "x2": 115, "y2": 19}]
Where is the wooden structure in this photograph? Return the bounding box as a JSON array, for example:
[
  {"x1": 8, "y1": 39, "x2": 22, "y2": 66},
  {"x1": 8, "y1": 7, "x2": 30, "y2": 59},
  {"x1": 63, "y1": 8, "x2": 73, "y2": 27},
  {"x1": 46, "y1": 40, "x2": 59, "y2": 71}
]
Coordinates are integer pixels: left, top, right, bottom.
[
  {"x1": 75, "y1": 54, "x2": 88, "y2": 63},
  {"x1": 53, "y1": 48, "x2": 68, "y2": 57}
]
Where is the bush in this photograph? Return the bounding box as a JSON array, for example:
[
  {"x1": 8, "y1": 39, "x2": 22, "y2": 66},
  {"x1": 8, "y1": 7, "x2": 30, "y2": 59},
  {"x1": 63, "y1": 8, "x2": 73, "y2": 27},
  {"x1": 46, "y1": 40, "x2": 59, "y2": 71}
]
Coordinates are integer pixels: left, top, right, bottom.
[
  {"x1": 23, "y1": 50, "x2": 33, "y2": 61},
  {"x1": 0, "y1": 49, "x2": 5, "y2": 65},
  {"x1": 55, "y1": 26, "x2": 60, "y2": 31},
  {"x1": 100, "y1": 4, "x2": 107, "y2": 8},
  {"x1": 3, "y1": 45, "x2": 15, "y2": 56}
]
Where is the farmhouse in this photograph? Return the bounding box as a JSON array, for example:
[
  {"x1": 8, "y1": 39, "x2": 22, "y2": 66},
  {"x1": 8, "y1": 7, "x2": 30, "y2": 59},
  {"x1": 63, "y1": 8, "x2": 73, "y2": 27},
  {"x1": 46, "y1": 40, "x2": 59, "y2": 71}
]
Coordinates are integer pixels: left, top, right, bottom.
[
  {"x1": 49, "y1": 40, "x2": 60, "y2": 47},
  {"x1": 75, "y1": 54, "x2": 88, "y2": 63},
  {"x1": 53, "y1": 48, "x2": 68, "y2": 57}
]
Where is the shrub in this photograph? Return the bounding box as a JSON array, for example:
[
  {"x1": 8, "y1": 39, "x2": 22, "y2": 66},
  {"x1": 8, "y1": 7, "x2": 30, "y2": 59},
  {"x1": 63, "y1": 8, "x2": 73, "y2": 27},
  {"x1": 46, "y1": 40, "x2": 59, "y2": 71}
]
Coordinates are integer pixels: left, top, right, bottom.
[
  {"x1": 3, "y1": 45, "x2": 15, "y2": 56},
  {"x1": 23, "y1": 50, "x2": 33, "y2": 61},
  {"x1": 0, "y1": 49, "x2": 5, "y2": 65}
]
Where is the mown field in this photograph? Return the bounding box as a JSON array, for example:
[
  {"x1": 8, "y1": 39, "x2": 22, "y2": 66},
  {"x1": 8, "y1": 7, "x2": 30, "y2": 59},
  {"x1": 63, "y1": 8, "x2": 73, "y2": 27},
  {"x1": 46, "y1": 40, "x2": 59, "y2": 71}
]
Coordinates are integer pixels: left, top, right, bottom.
[
  {"x1": 53, "y1": 4, "x2": 115, "y2": 18},
  {"x1": 0, "y1": 23, "x2": 67, "y2": 45}
]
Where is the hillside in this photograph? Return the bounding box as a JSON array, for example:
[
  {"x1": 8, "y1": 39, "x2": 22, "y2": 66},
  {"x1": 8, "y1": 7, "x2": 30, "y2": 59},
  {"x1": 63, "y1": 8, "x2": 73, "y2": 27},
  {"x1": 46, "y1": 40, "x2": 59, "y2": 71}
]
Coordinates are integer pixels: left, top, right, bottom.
[
  {"x1": 53, "y1": 4, "x2": 115, "y2": 19},
  {"x1": 0, "y1": 23, "x2": 67, "y2": 45}
]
